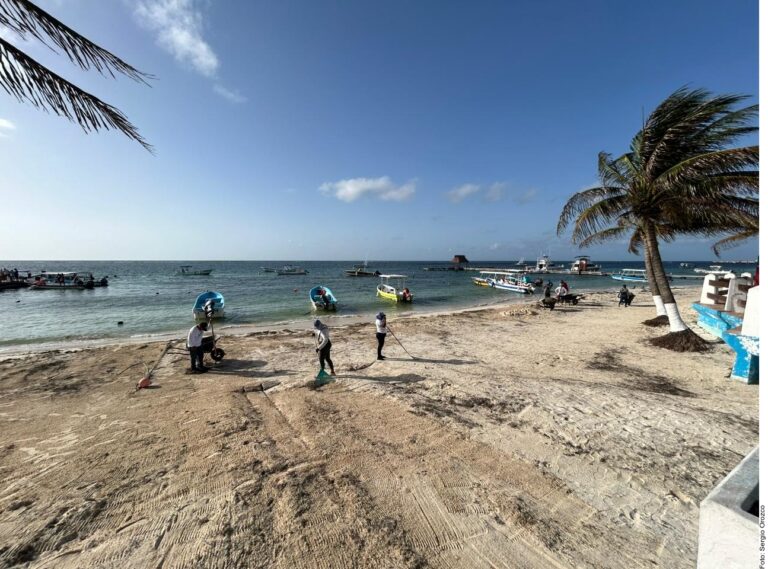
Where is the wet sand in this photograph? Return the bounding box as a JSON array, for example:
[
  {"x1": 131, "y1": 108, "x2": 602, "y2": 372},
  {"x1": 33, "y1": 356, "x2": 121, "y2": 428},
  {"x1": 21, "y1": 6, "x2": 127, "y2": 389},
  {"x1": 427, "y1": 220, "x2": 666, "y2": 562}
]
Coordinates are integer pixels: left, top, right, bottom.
[{"x1": 0, "y1": 288, "x2": 757, "y2": 568}]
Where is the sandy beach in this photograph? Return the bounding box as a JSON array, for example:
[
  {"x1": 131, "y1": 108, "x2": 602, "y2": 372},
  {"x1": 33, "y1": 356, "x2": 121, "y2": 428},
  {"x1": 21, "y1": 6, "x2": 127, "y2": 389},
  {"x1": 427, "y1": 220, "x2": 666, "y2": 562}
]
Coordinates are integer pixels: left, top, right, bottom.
[{"x1": 0, "y1": 287, "x2": 757, "y2": 568}]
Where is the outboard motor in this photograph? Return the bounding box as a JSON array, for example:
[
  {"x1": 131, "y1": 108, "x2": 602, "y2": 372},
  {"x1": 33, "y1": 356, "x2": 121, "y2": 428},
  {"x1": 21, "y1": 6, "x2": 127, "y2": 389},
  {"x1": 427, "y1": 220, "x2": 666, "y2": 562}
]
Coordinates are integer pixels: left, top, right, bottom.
[{"x1": 204, "y1": 298, "x2": 216, "y2": 319}]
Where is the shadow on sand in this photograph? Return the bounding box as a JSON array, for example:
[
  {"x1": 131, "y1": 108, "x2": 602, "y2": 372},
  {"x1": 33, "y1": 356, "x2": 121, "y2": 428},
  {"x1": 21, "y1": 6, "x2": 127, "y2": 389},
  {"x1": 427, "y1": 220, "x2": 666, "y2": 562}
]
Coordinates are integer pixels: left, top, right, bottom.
[{"x1": 208, "y1": 359, "x2": 297, "y2": 379}]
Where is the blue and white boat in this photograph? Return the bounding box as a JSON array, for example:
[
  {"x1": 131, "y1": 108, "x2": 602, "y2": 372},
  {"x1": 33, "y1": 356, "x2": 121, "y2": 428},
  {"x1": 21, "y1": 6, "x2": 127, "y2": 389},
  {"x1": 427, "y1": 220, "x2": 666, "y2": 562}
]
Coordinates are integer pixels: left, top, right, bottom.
[
  {"x1": 309, "y1": 286, "x2": 338, "y2": 311},
  {"x1": 472, "y1": 271, "x2": 535, "y2": 294},
  {"x1": 193, "y1": 291, "x2": 225, "y2": 319},
  {"x1": 611, "y1": 269, "x2": 647, "y2": 283}
]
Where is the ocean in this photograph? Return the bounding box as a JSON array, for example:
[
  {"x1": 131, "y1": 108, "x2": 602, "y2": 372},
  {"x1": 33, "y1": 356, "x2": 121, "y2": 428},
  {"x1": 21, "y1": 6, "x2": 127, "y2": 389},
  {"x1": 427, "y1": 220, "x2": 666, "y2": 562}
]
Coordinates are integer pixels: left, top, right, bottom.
[{"x1": 0, "y1": 260, "x2": 749, "y2": 349}]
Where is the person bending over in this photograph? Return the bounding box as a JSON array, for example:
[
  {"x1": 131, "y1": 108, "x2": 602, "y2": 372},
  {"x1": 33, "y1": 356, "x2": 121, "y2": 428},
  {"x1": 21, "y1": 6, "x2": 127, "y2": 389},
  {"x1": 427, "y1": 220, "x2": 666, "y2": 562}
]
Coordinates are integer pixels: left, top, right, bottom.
[{"x1": 187, "y1": 321, "x2": 209, "y2": 373}]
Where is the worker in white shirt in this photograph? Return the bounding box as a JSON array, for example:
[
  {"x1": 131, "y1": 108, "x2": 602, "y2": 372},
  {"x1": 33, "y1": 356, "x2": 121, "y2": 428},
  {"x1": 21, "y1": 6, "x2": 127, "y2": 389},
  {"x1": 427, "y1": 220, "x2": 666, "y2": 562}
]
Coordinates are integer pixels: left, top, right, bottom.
[
  {"x1": 375, "y1": 312, "x2": 387, "y2": 360},
  {"x1": 187, "y1": 321, "x2": 209, "y2": 373},
  {"x1": 314, "y1": 319, "x2": 335, "y2": 375},
  {"x1": 554, "y1": 284, "x2": 567, "y2": 302}
]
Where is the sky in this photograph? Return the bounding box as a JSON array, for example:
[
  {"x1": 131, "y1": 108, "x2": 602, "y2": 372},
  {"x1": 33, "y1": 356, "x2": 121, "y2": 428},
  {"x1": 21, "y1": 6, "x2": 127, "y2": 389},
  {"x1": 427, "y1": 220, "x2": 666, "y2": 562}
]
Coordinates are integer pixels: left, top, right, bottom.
[{"x1": 0, "y1": 0, "x2": 760, "y2": 261}]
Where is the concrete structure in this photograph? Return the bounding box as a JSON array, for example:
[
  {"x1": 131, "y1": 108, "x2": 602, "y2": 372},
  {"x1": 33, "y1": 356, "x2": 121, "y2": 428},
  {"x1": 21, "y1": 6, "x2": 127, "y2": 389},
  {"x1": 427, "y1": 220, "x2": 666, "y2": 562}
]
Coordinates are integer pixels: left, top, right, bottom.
[{"x1": 697, "y1": 447, "x2": 759, "y2": 568}]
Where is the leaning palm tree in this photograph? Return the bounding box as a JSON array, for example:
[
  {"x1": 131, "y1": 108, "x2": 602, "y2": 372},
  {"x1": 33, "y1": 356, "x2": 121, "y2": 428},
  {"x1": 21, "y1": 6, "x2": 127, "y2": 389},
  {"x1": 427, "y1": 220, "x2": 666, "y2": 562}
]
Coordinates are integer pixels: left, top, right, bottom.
[
  {"x1": 0, "y1": 0, "x2": 151, "y2": 150},
  {"x1": 558, "y1": 87, "x2": 758, "y2": 351}
]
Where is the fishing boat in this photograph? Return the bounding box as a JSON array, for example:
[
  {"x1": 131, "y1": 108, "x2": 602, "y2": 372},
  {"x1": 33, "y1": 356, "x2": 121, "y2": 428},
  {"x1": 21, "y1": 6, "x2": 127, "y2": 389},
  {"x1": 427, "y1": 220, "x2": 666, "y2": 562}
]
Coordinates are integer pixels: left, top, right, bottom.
[
  {"x1": 276, "y1": 265, "x2": 308, "y2": 275},
  {"x1": 345, "y1": 262, "x2": 380, "y2": 277},
  {"x1": 376, "y1": 275, "x2": 413, "y2": 302},
  {"x1": 693, "y1": 264, "x2": 730, "y2": 276},
  {"x1": 193, "y1": 291, "x2": 225, "y2": 319},
  {"x1": 261, "y1": 267, "x2": 277, "y2": 273},
  {"x1": 27, "y1": 271, "x2": 100, "y2": 290},
  {"x1": 309, "y1": 286, "x2": 338, "y2": 311},
  {"x1": 569, "y1": 256, "x2": 603, "y2": 275},
  {"x1": 178, "y1": 265, "x2": 213, "y2": 276},
  {"x1": 611, "y1": 269, "x2": 648, "y2": 283},
  {"x1": 472, "y1": 271, "x2": 535, "y2": 294}
]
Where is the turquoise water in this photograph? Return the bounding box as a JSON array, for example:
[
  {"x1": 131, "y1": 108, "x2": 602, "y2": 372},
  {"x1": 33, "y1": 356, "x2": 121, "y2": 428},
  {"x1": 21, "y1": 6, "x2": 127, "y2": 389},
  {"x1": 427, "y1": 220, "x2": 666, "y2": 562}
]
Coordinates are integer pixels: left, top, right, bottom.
[{"x1": 0, "y1": 260, "x2": 746, "y2": 348}]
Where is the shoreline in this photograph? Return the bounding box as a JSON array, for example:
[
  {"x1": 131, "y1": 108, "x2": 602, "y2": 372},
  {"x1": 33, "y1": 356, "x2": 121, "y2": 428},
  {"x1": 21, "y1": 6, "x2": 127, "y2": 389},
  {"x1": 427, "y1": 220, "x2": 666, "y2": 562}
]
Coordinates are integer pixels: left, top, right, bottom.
[{"x1": 0, "y1": 283, "x2": 697, "y2": 357}]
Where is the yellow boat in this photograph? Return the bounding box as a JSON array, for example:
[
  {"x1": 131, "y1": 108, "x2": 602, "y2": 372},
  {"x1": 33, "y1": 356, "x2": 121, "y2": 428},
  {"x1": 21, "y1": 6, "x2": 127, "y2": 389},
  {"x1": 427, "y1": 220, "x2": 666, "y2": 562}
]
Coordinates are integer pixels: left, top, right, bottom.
[
  {"x1": 376, "y1": 274, "x2": 413, "y2": 303},
  {"x1": 472, "y1": 276, "x2": 490, "y2": 287}
]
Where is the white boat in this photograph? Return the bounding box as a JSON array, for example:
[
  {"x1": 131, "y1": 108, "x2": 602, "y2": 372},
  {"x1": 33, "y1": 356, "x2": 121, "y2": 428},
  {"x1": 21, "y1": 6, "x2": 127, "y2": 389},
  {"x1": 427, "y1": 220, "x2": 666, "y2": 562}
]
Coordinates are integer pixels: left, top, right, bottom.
[
  {"x1": 569, "y1": 256, "x2": 603, "y2": 274},
  {"x1": 693, "y1": 265, "x2": 730, "y2": 276},
  {"x1": 277, "y1": 265, "x2": 308, "y2": 275},
  {"x1": 611, "y1": 269, "x2": 648, "y2": 283},
  {"x1": 516, "y1": 257, "x2": 526, "y2": 266},
  {"x1": 680, "y1": 262, "x2": 692, "y2": 268},
  {"x1": 376, "y1": 274, "x2": 413, "y2": 302},
  {"x1": 525, "y1": 255, "x2": 566, "y2": 274},
  {"x1": 472, "y1": 271, "x2": 535, "y2": 294},
  {"x1": 178, "y1": 265, "x2": 212, "y2": 276}
]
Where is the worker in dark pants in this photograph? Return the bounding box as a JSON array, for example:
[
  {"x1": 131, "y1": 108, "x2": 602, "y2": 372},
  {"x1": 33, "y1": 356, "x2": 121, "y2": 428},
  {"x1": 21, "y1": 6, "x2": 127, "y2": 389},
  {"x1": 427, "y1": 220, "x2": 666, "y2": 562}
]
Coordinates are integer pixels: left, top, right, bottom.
[
  {"x1": 187, "y1": 321, "x2": 209, "y2": 373},
  {"x1": 375, "y1": 312, "x2": 387, "y2": 360},
  {"x1": 314, "y1": 319, "x2": 335, "y2": 375}
]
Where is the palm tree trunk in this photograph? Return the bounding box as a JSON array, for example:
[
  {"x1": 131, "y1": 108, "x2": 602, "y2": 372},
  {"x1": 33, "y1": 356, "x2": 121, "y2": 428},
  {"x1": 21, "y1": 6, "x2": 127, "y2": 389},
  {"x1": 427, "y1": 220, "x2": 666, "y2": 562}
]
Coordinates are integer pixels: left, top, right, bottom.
[
  {"x1": 642, "y1": 241, "x2": 666, "y2": 317},
  {"x1": 644, "y1": 224, "x2": 687, "y2": 332}
]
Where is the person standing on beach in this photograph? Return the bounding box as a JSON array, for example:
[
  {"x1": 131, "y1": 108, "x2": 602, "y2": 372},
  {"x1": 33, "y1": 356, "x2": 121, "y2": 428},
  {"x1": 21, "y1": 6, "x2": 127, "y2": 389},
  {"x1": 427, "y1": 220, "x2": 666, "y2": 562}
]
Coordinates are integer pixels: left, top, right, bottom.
[
  {"x1": 314, "y1": 320, "x2": 335, "y2": 375},
  {"x1": 187, "y1": 322, "x2": 209, "y2": 373},
  {"x1": 375, "y1": 312, "x2": 387, "y2": 360}
]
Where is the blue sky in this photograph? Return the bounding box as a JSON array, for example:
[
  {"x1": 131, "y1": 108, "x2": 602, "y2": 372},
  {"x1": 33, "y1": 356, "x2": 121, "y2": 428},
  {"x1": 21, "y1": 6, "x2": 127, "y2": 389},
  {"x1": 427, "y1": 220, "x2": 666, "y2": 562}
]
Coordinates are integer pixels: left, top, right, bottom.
[{"x1": 0, "y1": 0, "x2": 759, "y2": 261}]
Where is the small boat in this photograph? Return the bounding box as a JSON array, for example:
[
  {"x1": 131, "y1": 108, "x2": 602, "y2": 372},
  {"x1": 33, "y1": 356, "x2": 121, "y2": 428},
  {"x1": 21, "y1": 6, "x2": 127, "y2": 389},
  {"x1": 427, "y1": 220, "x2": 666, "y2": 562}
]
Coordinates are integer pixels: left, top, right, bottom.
[
  {"x1": 377, "y1": 275, "x2": 413, "y2": 303},
  {"x1": 569, "y1": 256, "x2": 603, "y2": 275},
  {"x1": 178, "y1": 266, "x2": 213, "y2": 276},
  {"x1": 193, "y1": 291, "x2": 225, "y2": 319},
  {"x1": 472, "y1": 271, "x2": 535, "y2": 294},
  {"x1": 680, "y1": 262, "x2": 692, "y2": 268},
  {"x1": 277, "y1": 265, "x2": 308, "y2": 275},
  {"x1": 261, "y1": 267, "x2": 277, "y2": 273},
  {"x1": 611, "y1": 269, "x2": 648, "y2": 283},
  {"x1": 27, "y1": 271, "x2": 97, "y2": 290},
  {"x1": 345, "y1": 262, "x2": 380, "y2": 277},
  {"x1": 309, "y1": 286, "x2": 338, "y2": 311},
  {"x1": 516, "y1": 257, "x2": 526, "y2": 266},
  {"x1": 693, "y1": 264, "x2": 730, "y2": 276}
]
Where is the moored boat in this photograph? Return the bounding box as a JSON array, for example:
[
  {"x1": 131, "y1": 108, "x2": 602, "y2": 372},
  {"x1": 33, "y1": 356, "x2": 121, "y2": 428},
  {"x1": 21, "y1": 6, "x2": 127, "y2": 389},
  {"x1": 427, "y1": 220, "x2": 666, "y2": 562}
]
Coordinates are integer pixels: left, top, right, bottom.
[
  {"x1": 309, "y1": 286, "x2": 338, "y2": 311},
  {"x1": 569, "y1": 256, "x2": 603, "y2": 275},
  {"x1": 193, "y1": 291, "x2": 225, "y2": 319},
  {"x1": 473, "y1": 271, "x2": 535, "y2": 294},
  {"x1": 611, "y1": 269, "x2": 648, "y2": 283},
  {"x1": 377, "y1": 275, "x2": 413, "y2": 303},
  {"x1": 178, "y1": 266, "x2": 213, "y2": 276},
  {"x1": 693, "y1": 264, "x2": 730, "y2": 276},
  {"x1": 277, "y1": 265, "x2": 308, "y2": 275},
  {"x1": 345, "y1": 262, "x2": 380, "y2": 277},
  {"x1": 27, "y1": 271, "x2": 103, "y2": 290}
]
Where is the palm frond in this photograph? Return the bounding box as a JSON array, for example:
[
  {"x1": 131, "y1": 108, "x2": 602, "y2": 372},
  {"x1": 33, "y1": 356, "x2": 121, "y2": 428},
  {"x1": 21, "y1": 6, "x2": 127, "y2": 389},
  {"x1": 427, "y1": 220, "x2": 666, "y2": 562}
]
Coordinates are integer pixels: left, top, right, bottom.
[
  {"x1": 712, "y1": 228, "x2": 759, "y2": 256},
  {"x1": 0, "y1": 38, "x2": 152, "y2": 152},
  {"x1": 556, "y1": 185, "x2": 625, "y2": 235},
  {"x1": 576, "y1": 225, "x2": 630, "y2": 249},
  {"x1": 0, "y1": 0, "x2": 151, "y2": 83}
]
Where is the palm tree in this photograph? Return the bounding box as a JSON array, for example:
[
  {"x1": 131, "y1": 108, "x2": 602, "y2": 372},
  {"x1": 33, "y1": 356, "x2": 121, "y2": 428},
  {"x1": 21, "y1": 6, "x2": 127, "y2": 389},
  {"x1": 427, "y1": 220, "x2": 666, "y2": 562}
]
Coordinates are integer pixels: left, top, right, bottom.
[
  {"x1": 558, "y1": 87, "x2": 758, "y2": 351},
  {"x1": 0, "y1": 0, "x2": 151, "y2": 150}
]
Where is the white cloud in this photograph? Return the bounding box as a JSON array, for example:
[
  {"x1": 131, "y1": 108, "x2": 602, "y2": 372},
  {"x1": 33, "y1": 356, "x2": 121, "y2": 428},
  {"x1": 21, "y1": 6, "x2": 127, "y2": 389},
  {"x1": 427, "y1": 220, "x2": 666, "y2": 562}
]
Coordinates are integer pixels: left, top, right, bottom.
[
  {"x1": 0, "y1": 118, "x2": 16, "y2": 131},
  {"x1": 490, "y1": 242, "x2": 501, "y2": 251},
  {"x1": 135, "y1": 0, "x2": 219, "y2": 77},
  {"x1": 486, "y1": 182, "x2": 505, "y2": 202},
  {"x1": 213, "y1": 84, "x2": 247, "y2": 103},
  {"x1": 319, "y1": 177, "x2": 416, "y2": 203},
  {"x1": 446, "y1": 183, "x2": 481, "y2": 203}
]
